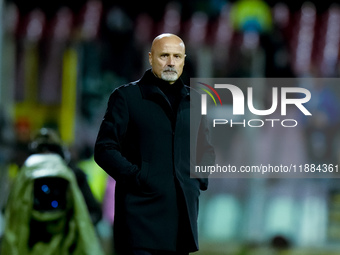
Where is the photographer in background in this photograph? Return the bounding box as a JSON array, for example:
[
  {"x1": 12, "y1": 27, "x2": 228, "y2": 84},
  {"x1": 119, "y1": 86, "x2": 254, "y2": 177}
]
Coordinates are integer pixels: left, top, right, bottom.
[{"x1": 29, "y1": 127, "x2": 102, "y2": 225}]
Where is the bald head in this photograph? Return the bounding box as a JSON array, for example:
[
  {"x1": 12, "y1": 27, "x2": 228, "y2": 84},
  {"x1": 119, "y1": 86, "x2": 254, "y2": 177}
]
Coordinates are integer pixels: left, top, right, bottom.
[
  {"x1": 149, "y1": 33, "x2": 186, "y2": 84},
  {"x1": 151, "y1": 33, "x2": 185, "y2": 53}
]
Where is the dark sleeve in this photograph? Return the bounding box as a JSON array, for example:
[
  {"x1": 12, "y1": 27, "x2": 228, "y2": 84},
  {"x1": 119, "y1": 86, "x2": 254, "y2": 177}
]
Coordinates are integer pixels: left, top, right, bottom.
[
  {"x1": 94, "y1": 88, "x2": 140, "y2": 183},
  {"x1": 196, "y1": 115, "x2": 215, "y2": 191}
]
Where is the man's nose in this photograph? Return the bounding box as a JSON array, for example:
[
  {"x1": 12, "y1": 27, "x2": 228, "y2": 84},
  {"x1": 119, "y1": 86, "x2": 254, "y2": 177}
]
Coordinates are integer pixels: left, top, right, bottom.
[{"x1": 167, "y1": 56, "x2": 175, "y2": 66}]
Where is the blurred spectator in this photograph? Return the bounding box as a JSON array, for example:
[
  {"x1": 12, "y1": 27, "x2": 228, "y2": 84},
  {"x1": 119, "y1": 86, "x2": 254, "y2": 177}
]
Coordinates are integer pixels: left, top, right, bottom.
[
  {"x1": 29, "y1": 127, "x2": 102, "y2": 225},
  {"x1": 77, "y1": 152, "x2": 109, "y2": 208},
  {"x1": 301, "y1": 83, "x2": 340, "y2": 164},
  {"x1": 9, "y1": 118, "x2": 32, "y2": 169},
  {"x1": 0, "y1": 153, "x2": 104, "y2": 254},
  {"x1": 230, "y1": 0, "x2": 272, "y2": 33},
  {"x1": 101, "y1": 6, "x2": 141, "y2": 81},
  {"x1": 227, "y1": 0, "x2": 273, "y2": 77},
  {"x1": 262, "y1": 3, "x2": 294, "y2": 77}
]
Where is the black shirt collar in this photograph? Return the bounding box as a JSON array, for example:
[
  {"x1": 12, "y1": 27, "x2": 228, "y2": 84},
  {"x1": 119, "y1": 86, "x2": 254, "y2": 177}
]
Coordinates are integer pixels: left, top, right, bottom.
[{"x1": 138, "y1": 69, "x2": 189, "y2": 99}]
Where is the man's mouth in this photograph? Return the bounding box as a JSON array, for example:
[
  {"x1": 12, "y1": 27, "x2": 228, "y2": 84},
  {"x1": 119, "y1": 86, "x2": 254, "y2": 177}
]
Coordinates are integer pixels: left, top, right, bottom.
[{"x1": 164, "y1": 69, "x2": 177, "y2": 73}]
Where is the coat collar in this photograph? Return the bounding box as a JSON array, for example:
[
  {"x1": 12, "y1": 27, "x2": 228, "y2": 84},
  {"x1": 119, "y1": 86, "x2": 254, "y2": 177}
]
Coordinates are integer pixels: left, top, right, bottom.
[{"x1": 137, "y1": 69, "x2": 190, "y2": 100}]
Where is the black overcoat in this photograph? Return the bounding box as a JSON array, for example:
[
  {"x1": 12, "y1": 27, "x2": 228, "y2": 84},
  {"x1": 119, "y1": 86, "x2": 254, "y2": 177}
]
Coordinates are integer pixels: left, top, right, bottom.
[{"x1": 94, "y1": 70, "x2": 215, "y2": 252}]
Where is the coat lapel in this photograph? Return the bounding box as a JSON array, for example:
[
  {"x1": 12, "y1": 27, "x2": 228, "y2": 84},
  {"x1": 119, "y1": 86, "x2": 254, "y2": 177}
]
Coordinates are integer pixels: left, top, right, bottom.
[{"x1": 138, "y1": 69, "x2": 190, "y2": 124}]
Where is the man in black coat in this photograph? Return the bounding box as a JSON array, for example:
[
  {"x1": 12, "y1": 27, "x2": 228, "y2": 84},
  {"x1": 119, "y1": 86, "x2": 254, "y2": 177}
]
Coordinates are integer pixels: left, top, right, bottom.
[{"x1": 94, "y1": 33, "x2": 214, "y2": 255}]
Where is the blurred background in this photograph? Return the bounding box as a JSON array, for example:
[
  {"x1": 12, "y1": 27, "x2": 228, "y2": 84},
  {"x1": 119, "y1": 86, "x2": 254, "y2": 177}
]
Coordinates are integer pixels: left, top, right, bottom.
[{"x1": 1, "y1": 0, "x2": 340, "y2": 254}]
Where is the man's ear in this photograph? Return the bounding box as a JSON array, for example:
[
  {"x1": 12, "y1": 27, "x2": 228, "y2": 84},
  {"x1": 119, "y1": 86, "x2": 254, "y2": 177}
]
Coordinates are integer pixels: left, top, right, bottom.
[{"x1": 148, "y1": 52, "x2": 152, "y2": 66}]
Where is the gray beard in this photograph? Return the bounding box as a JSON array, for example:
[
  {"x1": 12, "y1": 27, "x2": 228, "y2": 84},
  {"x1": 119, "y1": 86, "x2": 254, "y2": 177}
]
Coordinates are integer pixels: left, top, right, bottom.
[{"x1": 161, "y1": 72, "x2": 178, "y2": 82}]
